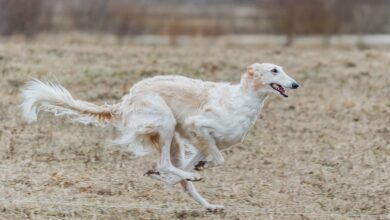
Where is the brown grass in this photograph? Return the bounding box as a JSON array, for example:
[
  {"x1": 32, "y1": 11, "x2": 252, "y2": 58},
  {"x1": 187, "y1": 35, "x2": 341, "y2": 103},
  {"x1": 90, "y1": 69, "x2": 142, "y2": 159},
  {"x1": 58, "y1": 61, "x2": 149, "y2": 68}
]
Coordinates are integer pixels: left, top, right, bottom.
[{"x1": 0, "y1": 35, "x2": 389, "y2": 219}]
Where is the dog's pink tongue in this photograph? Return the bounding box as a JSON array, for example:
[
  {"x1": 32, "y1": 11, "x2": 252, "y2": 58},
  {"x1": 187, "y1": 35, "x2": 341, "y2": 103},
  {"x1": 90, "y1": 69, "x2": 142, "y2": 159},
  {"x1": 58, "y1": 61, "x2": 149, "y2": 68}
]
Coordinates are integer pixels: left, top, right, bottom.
[{"x1": 280, "y1": 89, "x2": 288, "y2": 97}]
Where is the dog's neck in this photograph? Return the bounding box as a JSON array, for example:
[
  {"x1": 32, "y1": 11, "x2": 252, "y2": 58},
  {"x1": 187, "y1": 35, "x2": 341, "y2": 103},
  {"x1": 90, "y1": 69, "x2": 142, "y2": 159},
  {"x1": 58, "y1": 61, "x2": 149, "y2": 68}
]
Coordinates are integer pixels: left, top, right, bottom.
[
  {"x1": 238, "y1": 77, "x2": 269, "y2": 105},
  {"x1": 227, "y1": 81, "x2": 270, "y2": 120}
]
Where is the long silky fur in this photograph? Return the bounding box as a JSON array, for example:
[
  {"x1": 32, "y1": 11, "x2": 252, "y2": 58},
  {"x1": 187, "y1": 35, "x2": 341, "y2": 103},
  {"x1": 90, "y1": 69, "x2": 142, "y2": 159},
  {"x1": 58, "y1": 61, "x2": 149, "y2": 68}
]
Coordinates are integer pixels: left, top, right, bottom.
[{"x1": 20, "y1": 79, "x2": 117, "y2": 127}]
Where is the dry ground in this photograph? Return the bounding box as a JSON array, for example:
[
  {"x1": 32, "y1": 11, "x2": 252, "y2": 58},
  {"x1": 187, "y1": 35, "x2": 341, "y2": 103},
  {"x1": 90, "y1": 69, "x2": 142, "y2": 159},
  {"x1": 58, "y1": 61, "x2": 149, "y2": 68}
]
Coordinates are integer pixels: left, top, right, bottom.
[{"x1": 0, "y1": 35, "x2": 389, "y2": 219}]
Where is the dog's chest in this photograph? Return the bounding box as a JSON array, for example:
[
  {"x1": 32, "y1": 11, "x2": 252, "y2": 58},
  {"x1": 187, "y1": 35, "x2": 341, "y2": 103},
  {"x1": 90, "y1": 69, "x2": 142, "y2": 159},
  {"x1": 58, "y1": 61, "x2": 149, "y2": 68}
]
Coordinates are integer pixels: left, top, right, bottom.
[
  {"x1": 214, "y1": 116, "x2": 253, "y2": 146},
  {"x1": 210, "y1": 103, "x2": 262, "y2": 148}
]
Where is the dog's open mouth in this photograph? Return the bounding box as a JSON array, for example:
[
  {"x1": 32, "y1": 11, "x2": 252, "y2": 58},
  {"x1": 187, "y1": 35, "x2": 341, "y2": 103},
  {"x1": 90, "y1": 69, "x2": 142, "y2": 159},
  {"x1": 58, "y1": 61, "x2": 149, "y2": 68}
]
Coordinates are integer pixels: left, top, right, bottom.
[{"x1": 270, "y1": 83, "x2": 288, "y2": 97}]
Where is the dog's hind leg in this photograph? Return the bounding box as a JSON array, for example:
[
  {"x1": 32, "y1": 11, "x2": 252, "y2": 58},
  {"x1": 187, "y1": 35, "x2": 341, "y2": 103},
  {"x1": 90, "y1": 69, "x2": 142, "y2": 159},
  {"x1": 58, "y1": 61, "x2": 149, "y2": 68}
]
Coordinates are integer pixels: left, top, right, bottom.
[
  {"x1": 147, "y1": 133, "x2": 201, "y2": 184},
  {"x1": 139, "y1": 95, "x2": 201, "y2": 182},
  {"x1": 155, "y1": 125, "x2": 202, "y2": 181}
]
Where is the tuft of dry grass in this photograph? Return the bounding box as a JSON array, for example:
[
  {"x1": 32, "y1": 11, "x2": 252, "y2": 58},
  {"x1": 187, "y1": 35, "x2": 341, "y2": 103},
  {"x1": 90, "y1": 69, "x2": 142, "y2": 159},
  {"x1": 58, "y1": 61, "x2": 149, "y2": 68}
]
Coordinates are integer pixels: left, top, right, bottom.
[{"x1": 0, "y1": 35, "x2": 389, "y2": 219}]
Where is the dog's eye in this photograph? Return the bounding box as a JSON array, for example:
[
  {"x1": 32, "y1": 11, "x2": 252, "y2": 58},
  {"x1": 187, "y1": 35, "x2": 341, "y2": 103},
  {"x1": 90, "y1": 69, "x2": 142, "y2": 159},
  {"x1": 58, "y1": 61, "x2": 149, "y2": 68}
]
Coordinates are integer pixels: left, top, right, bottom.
[{"x1": 271, "y1": 68, "x2": 278, "y2": 73}]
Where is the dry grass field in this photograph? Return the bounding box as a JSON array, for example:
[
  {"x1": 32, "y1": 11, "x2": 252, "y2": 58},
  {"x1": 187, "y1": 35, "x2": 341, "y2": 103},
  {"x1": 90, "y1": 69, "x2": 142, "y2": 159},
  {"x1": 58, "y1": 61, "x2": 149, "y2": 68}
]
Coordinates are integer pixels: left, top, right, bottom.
[{"x1": 0, "y1": 35, "x2": 389, "y2": 219}]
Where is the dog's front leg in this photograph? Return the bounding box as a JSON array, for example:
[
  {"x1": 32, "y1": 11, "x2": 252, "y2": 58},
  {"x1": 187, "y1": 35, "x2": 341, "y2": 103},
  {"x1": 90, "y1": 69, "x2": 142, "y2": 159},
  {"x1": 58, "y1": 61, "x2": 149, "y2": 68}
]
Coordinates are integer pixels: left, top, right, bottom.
[
  {"x1": 189, "y1": 121, "x2": 225, "y2": 168},
  {"x1": 180, "y1": 180, "x2": 224, "y2": 212},
  {"x1": 185, "y1": 152, "x2": 222, "y2": 171},
  {"x1": 194, "y1": 155, "x2": 221, "y2": 171}
]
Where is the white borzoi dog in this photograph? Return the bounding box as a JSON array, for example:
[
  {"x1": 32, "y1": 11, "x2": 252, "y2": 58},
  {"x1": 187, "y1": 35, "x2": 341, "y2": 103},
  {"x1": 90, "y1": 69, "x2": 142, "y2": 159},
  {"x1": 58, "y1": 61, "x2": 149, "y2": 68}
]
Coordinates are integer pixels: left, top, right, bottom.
[{"x1": 21, "y1": 63, "x2": 299, "y2": 211}]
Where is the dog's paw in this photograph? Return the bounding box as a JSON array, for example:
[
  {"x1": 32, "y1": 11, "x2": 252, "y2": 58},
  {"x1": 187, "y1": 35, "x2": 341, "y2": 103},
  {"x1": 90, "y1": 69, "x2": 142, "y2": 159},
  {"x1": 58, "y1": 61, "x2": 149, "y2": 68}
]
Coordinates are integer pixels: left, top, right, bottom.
[
  {"x1": 194, "y1": 160, "x2": 207, "y2": 171},
  {"x1": 144, "y1": 169, "x2": 179, "y2": 185},
  {"x1": 144, "y1": 170, "x2": 160, "y2": 176},
  {"x1": 185, "y1": 173, "x2": 203, "y2": 182},
  {"x1": 194, "y1": 160, "x2": 223, "y2": 171},
  {"x1": 206, "y1": 204, "x2": 224, "y2": 213}
]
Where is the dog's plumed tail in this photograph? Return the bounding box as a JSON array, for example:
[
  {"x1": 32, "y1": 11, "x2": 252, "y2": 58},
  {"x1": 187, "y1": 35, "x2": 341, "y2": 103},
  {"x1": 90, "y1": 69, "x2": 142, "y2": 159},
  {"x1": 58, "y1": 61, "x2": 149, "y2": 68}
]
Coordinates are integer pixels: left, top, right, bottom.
[{"x1": 21, "y1": 79, "x2": 118, "y2": 126}]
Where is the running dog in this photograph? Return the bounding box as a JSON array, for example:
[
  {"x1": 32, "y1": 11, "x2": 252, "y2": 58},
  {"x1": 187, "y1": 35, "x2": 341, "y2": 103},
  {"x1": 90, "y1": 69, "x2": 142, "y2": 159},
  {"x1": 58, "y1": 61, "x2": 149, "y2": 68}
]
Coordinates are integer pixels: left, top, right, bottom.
[{"x1": 21, "y1": 63, "x2": 299, "y2": 211}]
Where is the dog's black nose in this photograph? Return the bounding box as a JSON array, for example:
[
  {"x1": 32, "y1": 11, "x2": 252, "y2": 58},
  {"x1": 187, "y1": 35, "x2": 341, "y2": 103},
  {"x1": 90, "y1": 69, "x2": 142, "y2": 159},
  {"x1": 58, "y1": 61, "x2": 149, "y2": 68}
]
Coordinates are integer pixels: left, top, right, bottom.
[{"x1": 291, "y1": 82, "x2": 299, "y2": 89}]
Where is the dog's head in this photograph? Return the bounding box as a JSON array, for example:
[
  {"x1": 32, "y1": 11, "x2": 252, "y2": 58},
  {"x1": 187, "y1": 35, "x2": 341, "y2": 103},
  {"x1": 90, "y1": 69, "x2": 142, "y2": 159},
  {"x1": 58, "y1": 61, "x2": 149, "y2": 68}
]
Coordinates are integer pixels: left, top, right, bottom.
[{"x1": 243, "y1": 63, "x2": 299, "y2": 98}]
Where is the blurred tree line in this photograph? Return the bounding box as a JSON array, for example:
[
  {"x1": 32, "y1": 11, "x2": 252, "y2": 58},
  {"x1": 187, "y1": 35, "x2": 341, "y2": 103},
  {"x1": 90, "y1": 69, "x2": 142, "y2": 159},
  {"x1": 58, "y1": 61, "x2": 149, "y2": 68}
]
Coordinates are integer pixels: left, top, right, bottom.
[
  {"x1": 261, "y1": 0, "x2": 390, "y2": 45},
  {"x1": 0, "y1": 0, "x2": 389, "y2": 44}
]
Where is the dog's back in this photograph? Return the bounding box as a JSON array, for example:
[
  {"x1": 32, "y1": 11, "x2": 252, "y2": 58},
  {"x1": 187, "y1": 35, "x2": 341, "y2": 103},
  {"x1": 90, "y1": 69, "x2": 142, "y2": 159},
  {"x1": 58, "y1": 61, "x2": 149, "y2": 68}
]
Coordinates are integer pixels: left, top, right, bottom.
[{"x1": 126, "y1": 75, "x2": 214, "y2": 120}]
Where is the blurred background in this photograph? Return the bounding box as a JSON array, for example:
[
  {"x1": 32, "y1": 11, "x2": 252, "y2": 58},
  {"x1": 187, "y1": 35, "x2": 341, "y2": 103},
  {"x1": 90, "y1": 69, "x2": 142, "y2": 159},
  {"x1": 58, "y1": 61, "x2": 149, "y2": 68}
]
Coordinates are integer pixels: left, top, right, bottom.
[{"x1": 1, "y1": 0, "x2": 390, "y2": 46}]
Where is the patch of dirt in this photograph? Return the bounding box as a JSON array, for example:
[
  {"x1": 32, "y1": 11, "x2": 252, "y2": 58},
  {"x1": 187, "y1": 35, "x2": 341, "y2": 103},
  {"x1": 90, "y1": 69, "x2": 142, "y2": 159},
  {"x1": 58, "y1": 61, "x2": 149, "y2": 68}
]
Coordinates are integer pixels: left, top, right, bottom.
[{"x1": 0, "y1": 36, "x2": 389, "y2": 219}]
